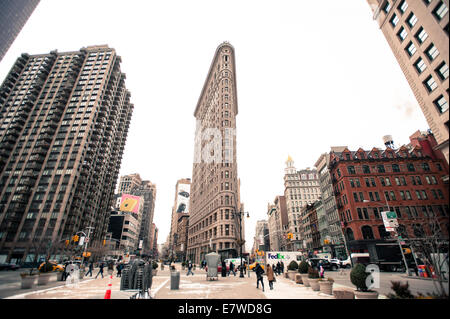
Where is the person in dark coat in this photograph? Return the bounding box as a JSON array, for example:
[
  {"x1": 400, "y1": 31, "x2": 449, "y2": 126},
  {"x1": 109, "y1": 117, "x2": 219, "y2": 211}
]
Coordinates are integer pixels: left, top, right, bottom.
[
  {"x1": 229, "y1": 261, "x2": 236, "y2": 276},
  {"x1": 276, "y1": 261, "x2": 281, "y2": 275},
  {"x1": 116, "y1": 262, "x2": 123, "y2": 277},
  {"x1": 280, "y1": 261, "x2": 285, "y2": 274},
  {"x1": 221, "y1": 261, "x2": 227, "y2": 277},
  {"x1": 255, "y1": 263, "x2": 265, "y2": 292},
  {"x1": 186, "y1": 260, "x2": 194, "y2": 276},
  {"x1": 62, "y1": 262, "x2": 69, "y2": 281},
  {"x1": 85, "y1": 262, "x2": 94, "y2": 277},
  {"x1": 95, "y1": 262, "x2": 104, "y2": 279}
]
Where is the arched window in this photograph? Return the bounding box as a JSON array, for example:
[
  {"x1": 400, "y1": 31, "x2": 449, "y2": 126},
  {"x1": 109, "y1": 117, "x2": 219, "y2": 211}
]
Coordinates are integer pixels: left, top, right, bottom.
[
  {"x1": 397, "y1": 224, "x2": 407, "y2": 238},
  {"x1": 346, "y1": 228, "x2": 355, "y2": 241},
  {"x1": 378, "y1": 225, "x2": 390, "y2": 239},
  {"x1": 362, "y1": 225, "x2": 374, "y2": 239}
]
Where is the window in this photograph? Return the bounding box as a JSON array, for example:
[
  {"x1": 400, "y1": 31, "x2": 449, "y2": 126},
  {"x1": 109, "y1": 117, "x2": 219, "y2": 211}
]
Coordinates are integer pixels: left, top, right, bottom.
[
  {"x1": 425, "y1": 44, "x2": 439, "y2": 61},
  {"x1": 407, "y1": 12, "x2": 418, "y2": 28},
  {"x1": 436, "y1": 62, "x2": 449, "y2": 80},
  {"x1": 405, "y1": 41, "x2": 417, "y2": 56},
  {"x1": 347, "y1": 166, "x2": 356, "y2": 174},
  {"x1": 433, "y1": 1, "x2": 448, "y2": 21},
  {"x1": 434, "y1": 95, "x2": 449, "y2": 113},
  {"x1": 390, "y1": 13, "x2": 400, "y2": 27},
  {"x1": 363, "y1": 165, "x2": 370, "y2": 173},
  {"x1": 407, "y1": 163, "x2": 415, "y2": 172},
  {"x1": 377, "y1": 165, "x2": 385, "y2": 173},
  {"x1": 414, "y1": 57, "x2": 427, "y2": 73},
  {"x1": 383, "y1": 1, "x2": 391, "y2": 13},
  {"x1": 424, "y1": 75, "x2": 438, "y2": 92},
  {"x1": 398, "y1": 0, "x2": 408, "y2": 13},
  {"x1": 397, "y1": 27, "x2": 408, "y2": 41},
  {"x1": 392, "y1": 164, "x2": 400, "y2": 172},
  {"x1": 415, "y1": 27, "x2": 428, "y2": 44}
]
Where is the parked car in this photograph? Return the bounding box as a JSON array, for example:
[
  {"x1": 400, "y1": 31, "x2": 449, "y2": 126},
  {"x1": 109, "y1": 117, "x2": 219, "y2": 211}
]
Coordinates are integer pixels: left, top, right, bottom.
[
  {"x1": 339, "y1": 257, "x2": 352, "y2": 268},
  {"x1": 307, "y1": 258, "x2": 339, "y2": 271},
  {"x1": 249, "y1": 262, "x2": 265, "y2": 271},
  {"x1": 0, "y1": 263, "x2": 20, "y2": 271}
]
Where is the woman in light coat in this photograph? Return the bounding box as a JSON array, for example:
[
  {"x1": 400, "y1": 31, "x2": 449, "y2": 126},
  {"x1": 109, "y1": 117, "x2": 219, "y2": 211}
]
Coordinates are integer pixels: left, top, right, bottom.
[{"x1": 266, "y1": 264, "x2": 275, "y2": 290}]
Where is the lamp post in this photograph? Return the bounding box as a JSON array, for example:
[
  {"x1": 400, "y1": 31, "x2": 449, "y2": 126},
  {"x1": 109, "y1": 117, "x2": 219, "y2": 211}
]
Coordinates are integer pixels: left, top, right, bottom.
[
  {"x1": 363, "y1": 197, "x2": 410, "y2": 276},
  {"x1": 80, "y1": 226, "x2": 94, "y2": 266},
  {"x1": 233, "y1": 210, "x2": 249, "y2": 278}
]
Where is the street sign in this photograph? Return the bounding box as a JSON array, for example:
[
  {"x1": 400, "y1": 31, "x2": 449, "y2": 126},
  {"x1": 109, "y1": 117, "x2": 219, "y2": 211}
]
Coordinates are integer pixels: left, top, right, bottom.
[{"x1": 381, "y1": 211, "x2": 398, "y2": 232}]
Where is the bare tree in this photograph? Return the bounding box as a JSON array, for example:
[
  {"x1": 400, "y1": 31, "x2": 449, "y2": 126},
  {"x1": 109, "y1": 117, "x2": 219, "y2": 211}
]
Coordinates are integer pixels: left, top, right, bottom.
[{"x1": 401, "y1": 211, "x2": 448, "y2": 297}]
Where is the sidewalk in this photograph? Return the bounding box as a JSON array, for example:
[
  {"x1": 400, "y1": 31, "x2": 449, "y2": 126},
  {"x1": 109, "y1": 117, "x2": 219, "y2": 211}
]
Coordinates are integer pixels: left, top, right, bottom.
[{"x1": 5, "y1": 263, "x2": 388, "y2": 299}]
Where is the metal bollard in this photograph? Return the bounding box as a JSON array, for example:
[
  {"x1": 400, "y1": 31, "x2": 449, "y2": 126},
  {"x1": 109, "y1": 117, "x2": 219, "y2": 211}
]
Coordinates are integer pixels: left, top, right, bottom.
[{"x1": 170, "y1": 271, "x2": 180, "y2": 290}]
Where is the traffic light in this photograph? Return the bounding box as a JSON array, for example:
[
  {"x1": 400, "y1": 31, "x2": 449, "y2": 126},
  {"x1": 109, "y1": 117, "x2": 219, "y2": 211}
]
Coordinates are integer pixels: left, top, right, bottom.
[
  {"x1": 287, "y1": 233, "x2": 293, "y2": 240},
  {"x1": 65, "y1": 240, "x2": 69, "y2": 247},
  {"x1": 72, "y1": 235, "x2": 79, "y2": 242},
  {"x1": 102, "y1": 239, "x2": 106, "y2": 246},
  {"x1": 403, "y1": 248, "x2": 411, "y2": 254}
]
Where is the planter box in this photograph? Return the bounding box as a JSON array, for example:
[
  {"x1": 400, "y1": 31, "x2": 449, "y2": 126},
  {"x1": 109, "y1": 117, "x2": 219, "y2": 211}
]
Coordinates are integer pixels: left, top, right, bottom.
[
  {"x1": 287, "y1": 270, "x2": 297, "y2": 281},
  {"x1": 354, "y1": 291, "x2": 379, "y2": 299},
  {"x1": 333, "y1": 288, "x2": 355, "y2": 299},
  {"x1": 295, "y1": 274, "x2": 303, "y2": 284},
  {"x1": 57, "y1": 272, "x2": 64, "y2": 281},
  {"x1": 319, "y1": 281, "x2": 333, "y2": 295},
  {"x1": 284, "y1": 272, "x2": 289, "y2": 279},
  {"x1": 37, "y1": 273, "x2": 53, "y2": 285},
  {"x1": 300, "y1": 274, "x2": 310, "y2": 287},
  {"x1": 21, "y1": 275, "x2": 37, "y2": 289},
  {"x1": 152, "y1": 269, "x2": 158, "y2": 276},
  {"x1": 309, "y1": 278, "x2": 320, "y2": 291}
]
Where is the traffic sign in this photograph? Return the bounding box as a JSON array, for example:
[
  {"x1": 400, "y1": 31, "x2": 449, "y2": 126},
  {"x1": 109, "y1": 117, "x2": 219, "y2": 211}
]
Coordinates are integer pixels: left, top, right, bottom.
[{"x1": 381, "y1": 211, "x2": 398, "y2": 232}]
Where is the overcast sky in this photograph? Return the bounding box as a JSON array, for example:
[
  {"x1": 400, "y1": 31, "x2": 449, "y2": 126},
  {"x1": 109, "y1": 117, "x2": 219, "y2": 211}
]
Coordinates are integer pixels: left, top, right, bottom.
[{"x1": 0, "y1": 0, "x2": 429, "y2": 251}]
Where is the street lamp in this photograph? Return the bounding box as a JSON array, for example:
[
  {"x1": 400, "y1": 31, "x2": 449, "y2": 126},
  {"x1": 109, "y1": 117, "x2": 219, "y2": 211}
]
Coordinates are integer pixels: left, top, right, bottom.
[
  {"x1": 233, "y1": 210, "x2": 249, "y2": 278},
  {"x1": 363, "y1": 198, "x2": 410, "y2": 276}
]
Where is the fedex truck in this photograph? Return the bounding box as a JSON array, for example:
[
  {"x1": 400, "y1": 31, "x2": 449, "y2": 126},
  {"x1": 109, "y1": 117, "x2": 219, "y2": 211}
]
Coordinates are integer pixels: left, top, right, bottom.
[{"x1": 264, "y1": 251, "x2": 305, "y2": 268}]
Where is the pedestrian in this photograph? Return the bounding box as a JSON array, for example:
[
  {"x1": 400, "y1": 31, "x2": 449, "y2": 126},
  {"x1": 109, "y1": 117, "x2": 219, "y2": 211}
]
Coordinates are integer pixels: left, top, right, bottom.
[
  {"x1": 276, "y1": 261, "x2": 281, "y2": 275},
  {"x1": 221, "y1": 261, "x2": 227, "y2": 277},
  {"x1": 62, "y1": 262, "x2": 69, "y2": 281},
  {"x1": 229, "y1": 261, "x2": 236, "y2": 276},
  {"x1": 85, "y1": 262, "x2": 94, "y2": 277},
  {"x1": 95, "y1": 262, "x2": 104, "y2": 279},
  {"x1": 186, "y1": 260, "x2": 194, "y2": 276},
  {"x1": 116, "y1": 262, "x2": 123, "y2": 277},
  {"x1": 280, "y1": 261, "x2": 285, "y2": 274},
  {"x1": 319, "y1": 261, "x2": 325, "y2": 278},
  {"x1": 266, "y1": 264, "x2": 275, "y2": 290},
  {"x1": 243, "y1": 261, "x2": 247, "y2": 275},
  {"x1": 255, "y1": 263, "x2": 265, "y2": 292}
]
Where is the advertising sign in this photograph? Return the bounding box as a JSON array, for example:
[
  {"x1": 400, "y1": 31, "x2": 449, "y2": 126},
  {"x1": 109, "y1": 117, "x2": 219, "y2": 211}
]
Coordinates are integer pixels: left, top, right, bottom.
[
  {"x1": 381, "y1": 211, "x2": 398, "y2": 232},
  {"x1": 120, "y1": 194, "x2": 141, "y2": 213},
  {"x1": 176, "y1": 183, "x2": 190, "y2": 214},
  {"x1": 265, "y1": 251, "x2": 304, "y2": 266}
]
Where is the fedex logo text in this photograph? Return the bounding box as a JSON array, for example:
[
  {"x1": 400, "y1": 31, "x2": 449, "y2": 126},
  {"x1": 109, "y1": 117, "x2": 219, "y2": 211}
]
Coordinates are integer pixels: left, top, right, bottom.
[{"x1": 267, "y1": 253, "x2": 285, "y2": 259}]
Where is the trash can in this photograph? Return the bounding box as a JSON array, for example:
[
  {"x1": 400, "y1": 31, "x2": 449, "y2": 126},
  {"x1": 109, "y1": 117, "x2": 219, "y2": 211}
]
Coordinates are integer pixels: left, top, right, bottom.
[{"x1": 170, "y1": 271, "x2": 180, "y2": 290}]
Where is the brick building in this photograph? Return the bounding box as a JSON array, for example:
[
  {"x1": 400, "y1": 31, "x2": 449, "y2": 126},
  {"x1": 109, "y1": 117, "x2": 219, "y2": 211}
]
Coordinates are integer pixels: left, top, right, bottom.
[{"x1": 327, "y1": 138, "x2": 449, "y2": 263}]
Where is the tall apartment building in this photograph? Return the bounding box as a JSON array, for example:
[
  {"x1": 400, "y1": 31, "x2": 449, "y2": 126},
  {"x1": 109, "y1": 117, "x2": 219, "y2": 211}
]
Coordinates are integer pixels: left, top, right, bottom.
[
  {"x1": 187, "y1": 42, "x2": 243, "y2": 263},
  {"x1": 0, "y1": 45, "x2": 133, "y2": 264},
  {"x1": 315, "y1": 149, "x2": 348, "y2": 259},
  {"x1": 284, "y1": 157, "x2": 321, "y2": 251},
  {"x1": 367, "y1": 0, "x2": 449, "y2": 163},
  {"x1": 169, "y1": 178, "x2": 191, "y2": 254},
  {"x1": 150, "y1": 223, "x2": 158, "y2": 259},
  {"x1": 0, "y1": 0, "x2": 40, "y2": 63},
  {"x1": 328, "y1": 140, "x2": 449, "y2": 262}
]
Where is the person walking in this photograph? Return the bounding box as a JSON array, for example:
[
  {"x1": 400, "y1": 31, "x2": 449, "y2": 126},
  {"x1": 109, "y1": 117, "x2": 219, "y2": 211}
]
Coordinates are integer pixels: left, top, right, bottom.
[
  {"x1": 85, "y1": 262, "x2": 94, "y2": 277},
  {"x1": 255, "y1": 263, "x2": 265, "y2": 292},
  {"x1": 276, "y1": 262, "x2": 281, "y2": 276},
  {"x1": 319, "y1": 261, "x2": 325, "y2": 278},
  {"x1": 221, "y1": 261, "x2": 227, "y2": 277},
  {"x1": 116, "y1": 262, "x2": 123, "y2": 277},
  {"x1": 186, "y1": 260, "x2": 194, "y2": 276},
  {"x1": 266, "y1": 264, "x2": 275, "y2": 290},
  {"x1": 62, "y1": 262, "x2": 69, "y2": 281},
  {"x1": 95, "y1": 262, "x2": 104, "y2": 279},
  {"x1": 280, "y1": 261, "x2": 285, "y2": 274},
  {"x1": 229, "y1": 261, "x2": 236, "y2": 276}
]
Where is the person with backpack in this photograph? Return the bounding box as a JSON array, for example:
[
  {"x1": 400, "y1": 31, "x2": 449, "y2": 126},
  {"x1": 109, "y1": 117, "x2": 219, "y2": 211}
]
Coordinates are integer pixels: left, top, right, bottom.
[
  {"x1": 186, "y1": 260, "x2": 194, "y2": 276},
  {"x1": 255, "y1": 263, "x2": 265, "y2": 292}
]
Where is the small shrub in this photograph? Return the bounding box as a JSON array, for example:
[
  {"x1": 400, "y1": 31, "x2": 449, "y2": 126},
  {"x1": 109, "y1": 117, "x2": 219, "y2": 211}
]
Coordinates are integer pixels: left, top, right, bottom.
[
  {"x1": 308, "y1": 267, "x2": 320, "y2": 279},
  {"x1": 39, "y1": 261, "x2": 54, "y2": 273},
  {"x1": 327, "y1": 277, "x2": 334, "y2": 283},
  {"x1": 152, "y1": 261, "x2": 158, "y2": 269},
  {"x1": 350, "y1": 263, "x2": 370, "y2": 292},
  {"x1": 287, "y1": 260, "x2": 298, "y2": 271},
  {"x1": 298, "y1": 261, "x2": 309, "y2": 274},
  {"x1": 387, "y1": 281, "x2": 414, "y2": 299}
]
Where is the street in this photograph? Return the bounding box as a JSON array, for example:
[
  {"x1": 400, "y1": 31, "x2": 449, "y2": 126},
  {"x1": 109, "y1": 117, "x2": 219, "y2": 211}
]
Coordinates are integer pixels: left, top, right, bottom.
[{"x1": 0, "y1": 263, "x2": 447, "y2": 299}]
